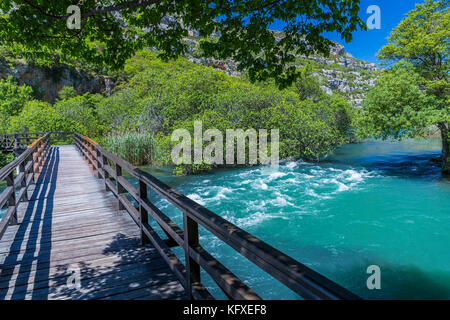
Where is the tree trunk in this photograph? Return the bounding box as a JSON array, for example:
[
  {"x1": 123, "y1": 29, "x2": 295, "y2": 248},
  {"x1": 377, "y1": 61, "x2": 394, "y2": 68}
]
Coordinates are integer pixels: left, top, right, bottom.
[{"x1": 438, "y1": 122, "x2": 449, "y2": 173}]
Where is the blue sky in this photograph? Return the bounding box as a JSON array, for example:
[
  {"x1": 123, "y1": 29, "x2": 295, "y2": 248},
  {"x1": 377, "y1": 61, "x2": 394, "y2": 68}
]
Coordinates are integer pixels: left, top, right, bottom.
[{"x1": 270, "y1": 0, "x2": 422, "y2": 64}]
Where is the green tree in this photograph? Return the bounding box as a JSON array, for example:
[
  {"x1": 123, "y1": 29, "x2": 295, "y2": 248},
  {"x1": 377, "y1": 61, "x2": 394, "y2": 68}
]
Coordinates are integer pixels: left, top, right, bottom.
[
  {"x1": 0, "y1": 0, "x2": 366, "y2": 88},
  {"x1": 360, "y1": 68, "x2": 444, "y2": 138},
  {"x1": 363, "y1": 0, "x2": 450, "y2": 171},
  {"x1": 8, "y1": 100, "x2": 87, "y2": 134},
  {"x1": 0, "y1": 76, "x2": 33, "y2": 132},
  {"x1": 55, "y1": 93, "x2": 104, "y2": 136}
]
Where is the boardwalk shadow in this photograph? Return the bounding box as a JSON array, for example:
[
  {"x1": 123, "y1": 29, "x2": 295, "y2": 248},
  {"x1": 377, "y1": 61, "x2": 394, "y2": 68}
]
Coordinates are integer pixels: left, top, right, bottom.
[
  {"x1": 47, "y1": 234, "x2": 185, "y2": 300},
  {"x1": 0, "y1": 147, "x2": 59, "y2": 299}
]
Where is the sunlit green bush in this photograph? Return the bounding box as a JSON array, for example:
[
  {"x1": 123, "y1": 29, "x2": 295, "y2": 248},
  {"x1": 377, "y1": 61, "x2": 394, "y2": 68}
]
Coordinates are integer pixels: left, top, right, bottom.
[
  {"x1": 55, "y1": 93, "x2": 105, "y2": 137},
  {"x1": 8, "y1": 100, "x2": 87, "y2": 134},
  {"x1": 0, "y1": 76, "x2": 34, "y2": 132}
]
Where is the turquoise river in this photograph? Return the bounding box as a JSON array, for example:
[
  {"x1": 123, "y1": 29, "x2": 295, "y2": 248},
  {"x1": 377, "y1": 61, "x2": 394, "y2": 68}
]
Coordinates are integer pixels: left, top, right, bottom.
[
  {"x1": 142, "y1": 139, "x2": 450, "y2": 300},
  {"x1": 1, "y1": 139, "x2": 449, "y2": 299}
]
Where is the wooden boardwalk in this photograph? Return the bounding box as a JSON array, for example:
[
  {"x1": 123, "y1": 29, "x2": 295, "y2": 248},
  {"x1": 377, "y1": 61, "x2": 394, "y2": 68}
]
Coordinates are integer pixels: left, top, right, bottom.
[
  {"x1": 0, "y1": 145, "x2": 186, "y2": 300},
  {"x1": 0, "y1": 133, "x2": 360, "y2": 300}
]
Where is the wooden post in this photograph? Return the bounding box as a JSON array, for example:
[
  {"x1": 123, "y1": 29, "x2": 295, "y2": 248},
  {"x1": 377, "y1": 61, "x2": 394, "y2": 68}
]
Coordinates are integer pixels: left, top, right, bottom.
[
  {"x1": 6, "y1": 171, "x2": 17, "y2": 225},
  {"x1": 95, "y1": 146, "x2": 102, "y2": 179},
  {"x1": 183, "y1": 212, "x2": 201, "y2": 299},
  {"x1": 19, "y1": 158, "x2": 28, "y2": 202},
  {"x1": 28, "y1": 153, "x2": 35, "y2": 185},
  {"x1": 102, "y1": 154, "x2": 110, "y2": 192},
  {"x1": 33, "y1": 142, "x2": 39, "y2": 174},
  {"x1": 92, "y1": 144, "x2": 99, "y2": 177},
  {"x1": 115, "y1": 164, "x2": 125, "y2": 210},
  {"x1": 138, "y1": 180, "x2": 150, "y2": 245}
]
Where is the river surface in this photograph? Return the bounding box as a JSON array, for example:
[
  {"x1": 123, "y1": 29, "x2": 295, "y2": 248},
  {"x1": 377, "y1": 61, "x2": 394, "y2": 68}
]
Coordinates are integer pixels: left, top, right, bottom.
[
  {"x1": 141, "y1": 139, "x2": 450, "y2": 300},
  {"x1": 0, "y1": 139, "x2": 448, "y2": 299}
]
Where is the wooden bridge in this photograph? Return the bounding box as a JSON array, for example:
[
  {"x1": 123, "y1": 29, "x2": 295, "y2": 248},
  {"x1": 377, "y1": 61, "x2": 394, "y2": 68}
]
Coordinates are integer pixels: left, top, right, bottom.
[{"x1": 0, "y1": 132, "x2": 360, "y2": 300}]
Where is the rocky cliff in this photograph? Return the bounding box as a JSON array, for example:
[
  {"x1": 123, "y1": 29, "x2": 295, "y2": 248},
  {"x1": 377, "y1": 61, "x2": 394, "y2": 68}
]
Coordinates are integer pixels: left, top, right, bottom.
[
  {"x1": 1, "y1": 34, "x2": 379, "y2": 107},
  {"x1": 183, "y1": 31, "x2": 380, "y2": 107},
  {"x1": 0, "y1": 59, "x2": 112, "y2": 103}
]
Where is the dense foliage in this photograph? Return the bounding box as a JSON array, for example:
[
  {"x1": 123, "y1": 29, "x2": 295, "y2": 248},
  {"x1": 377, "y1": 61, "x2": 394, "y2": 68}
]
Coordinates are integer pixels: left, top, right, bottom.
[
  {"x1": 360, "y1": 68, "x2": 444, "y2": 139},
  {"x1": 8, "y1": 100, "x2": 87, "y2": 134},
  {"x1": 0, "y1": 50, "x2": 355, "y2": 174},
  {"x1": 98, "y1": 51, "x2": 354, "y2": 173},
  {"x1": 0, "y1": 0, "x2": 365, "y2": 88},
  {"x1": 0, "y1": 76, "x2": 34, "y2": 132},
  {"x1": 361, "y1": 0, "x2": 449, "y2": 171}
]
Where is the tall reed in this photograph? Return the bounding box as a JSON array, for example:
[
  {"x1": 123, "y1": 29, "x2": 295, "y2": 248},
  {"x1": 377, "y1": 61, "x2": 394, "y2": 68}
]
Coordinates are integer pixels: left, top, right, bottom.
[{"x1": 104, "y1": 131, "x2": 158, "y2": 166}]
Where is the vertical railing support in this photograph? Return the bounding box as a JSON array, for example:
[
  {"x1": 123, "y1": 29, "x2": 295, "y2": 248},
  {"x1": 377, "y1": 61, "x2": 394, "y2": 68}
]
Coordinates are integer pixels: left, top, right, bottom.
[
  {"x1": 19, "y1": 158, "x2": 28, "y2": 202},
  {"x1": 27, "y1": 152, "x2": 35, "y2": 186},
  {"x1": 115, "y1": 164, "x2": 125, "y2": 210},
  {"x1": 183, "y1": 212, "x2": 201, "y2": 299},
  {"x1": 138, "y1": 180, "x2": 150, "y2": 245},
  {"x1": 102, "y1": 154, "x2": 110, "y2": 192},
  {"x1": 96, "y1": 146, "x2": 102, "y2": 180},
  {"x1": 6, "y1": 171, "x2": 17, "y2": 225}
]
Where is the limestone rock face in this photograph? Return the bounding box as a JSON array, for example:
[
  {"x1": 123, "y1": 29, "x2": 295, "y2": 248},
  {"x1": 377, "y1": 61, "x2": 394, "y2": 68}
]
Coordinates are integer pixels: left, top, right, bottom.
[
  {"x1": 0, "y1": 61, "x2": 110, "y2": 103},
  {"x1": 181, "y1": 39, "x2": 380, "y2": 107}
]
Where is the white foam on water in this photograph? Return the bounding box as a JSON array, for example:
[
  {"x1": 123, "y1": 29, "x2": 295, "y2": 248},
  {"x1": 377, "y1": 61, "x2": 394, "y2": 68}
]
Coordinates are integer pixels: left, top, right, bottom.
[
  {"x1": 286, "y1": 162, "x2": 297, "y2": 169},
  {"x1": 252, "y1": 179, "x2": 268, "y2": 190},
  {"x1": 232, "y1": 211, "x2": 284, "y2": 228},
  {"x1": 266, "y1": 172, "x2": 288, "y2": 181},
  {"x1": 187, "y1": 193, "x2": 206, "y2": 206},
  {"x1": 305, "y1": 188, "x2": 332, "y2": 200},
  {"x1": 269, "y1": 196, "x2": 294, "y2": 207},
  {"x1": 209, "y1": 187, "x2": 233, "y2": 202}
]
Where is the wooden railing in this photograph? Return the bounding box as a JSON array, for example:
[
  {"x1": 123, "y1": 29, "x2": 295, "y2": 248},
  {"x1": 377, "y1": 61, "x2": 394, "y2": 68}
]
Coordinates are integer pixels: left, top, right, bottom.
[
  {"x1": 0, "y1": 132, "x2": 74, "y2": 152},
  {"x1": 74, "y1": 133, "x2": 360, "y2": 300},
  {"x1": 0, "y1": 133, "x2": 50, "y2": 238}
]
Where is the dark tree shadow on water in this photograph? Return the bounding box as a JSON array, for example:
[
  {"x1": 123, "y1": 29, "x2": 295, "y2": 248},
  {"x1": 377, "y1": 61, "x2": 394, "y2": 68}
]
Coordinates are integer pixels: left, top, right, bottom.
[
  {"x1": 345, "y1": 263, "x2": 450, "y2": 300},
  {"x1": 325, "y1": 152, "x2": 449, "y2": 181},
  {"x1": 298, "y1": 245, "x2": 450, "y2": 300}
]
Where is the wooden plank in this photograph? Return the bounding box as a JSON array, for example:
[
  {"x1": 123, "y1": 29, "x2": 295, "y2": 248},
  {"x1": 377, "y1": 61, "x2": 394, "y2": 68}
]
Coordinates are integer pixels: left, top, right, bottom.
[
  {"x1": 0, "y1": 257, "x2": 172, "y2": 299},
  {"x1": 0, "y1": 145, "x2": 185, "y2": 300}
]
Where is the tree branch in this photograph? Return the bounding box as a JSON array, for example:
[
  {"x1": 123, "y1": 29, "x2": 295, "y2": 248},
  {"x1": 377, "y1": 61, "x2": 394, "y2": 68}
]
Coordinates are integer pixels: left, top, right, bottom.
[
  {"x1": 82, "y1": 0, "x2": 163, "y2": 18},
  {"x1": 22, "y1": 0, "x2": 163, "y2": 20}
]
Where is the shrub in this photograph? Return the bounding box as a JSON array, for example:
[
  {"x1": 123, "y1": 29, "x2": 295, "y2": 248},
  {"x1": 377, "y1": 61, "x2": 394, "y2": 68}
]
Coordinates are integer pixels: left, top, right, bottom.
[
  {"x1": 57, "y1": 86, "x2": 77, "y2": 100},
  {"x1": 0, "y1": 77, "x2": 34, "y2": 132},
  {"x1": 8, "y1": 100, "x2": 87, "y2": 134},
  {"x1": 55, "y1": 93, "x2": 105, "y2": 137}
]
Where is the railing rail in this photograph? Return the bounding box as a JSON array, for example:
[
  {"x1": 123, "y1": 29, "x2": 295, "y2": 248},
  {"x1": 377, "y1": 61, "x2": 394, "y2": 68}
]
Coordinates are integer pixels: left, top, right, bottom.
[
  {"x1": 0, "y1": 132, "x2": 74, "y2": 152},
  {"x1": 0, "y1": 133, "x2": 50, "y2": 239},
  {"x1": 74, "y1": 133, "x2": 360, "y2": 301}
]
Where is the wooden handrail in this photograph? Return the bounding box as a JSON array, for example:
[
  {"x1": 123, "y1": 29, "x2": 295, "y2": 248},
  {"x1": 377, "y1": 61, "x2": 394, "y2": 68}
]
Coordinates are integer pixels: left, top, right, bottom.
[
  {"x1": 0, "y1": 133, "x2": 51, "y2": 239},
  {"x1": 0, "y1": 132, "x2": 75, "y2": 153},
  {"x1": 74, "y1": 133, "x2": 360, "y2": 301}
]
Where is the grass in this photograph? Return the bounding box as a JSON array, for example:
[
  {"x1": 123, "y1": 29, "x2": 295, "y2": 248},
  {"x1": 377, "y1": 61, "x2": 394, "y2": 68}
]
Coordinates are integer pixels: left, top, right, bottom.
[{"x1": 103, "y1": 131, "x2": 159, "y2": 166}]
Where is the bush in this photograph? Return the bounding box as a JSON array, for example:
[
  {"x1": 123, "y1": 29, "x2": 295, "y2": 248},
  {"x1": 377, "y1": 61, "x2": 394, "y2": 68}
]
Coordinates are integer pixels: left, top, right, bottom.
[
  {"x1": 8, "y1": 100, "x2": 87, "y2": 134},
  {"x1": 0, "y1": 153, "x2": 14, "y2": 168},
  {"x1": 0, "y1": 77, "x2": 34, "y2": 132},
  {"x1": 57, "y1": 86, "x2": 77, "y2": 100},
  {"x1": 55, "y1": 93, "x2": 105, "y2": 137}
]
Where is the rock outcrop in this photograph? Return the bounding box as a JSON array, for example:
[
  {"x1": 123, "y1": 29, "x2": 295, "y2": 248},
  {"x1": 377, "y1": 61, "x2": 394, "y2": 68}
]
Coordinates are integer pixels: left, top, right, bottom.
[
  {"x1": 0, "y1": 61, "x2": 110, "y2": 103},
  {"x1": 181, "y1": 36, "x2": 380, "y2": 107}
]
